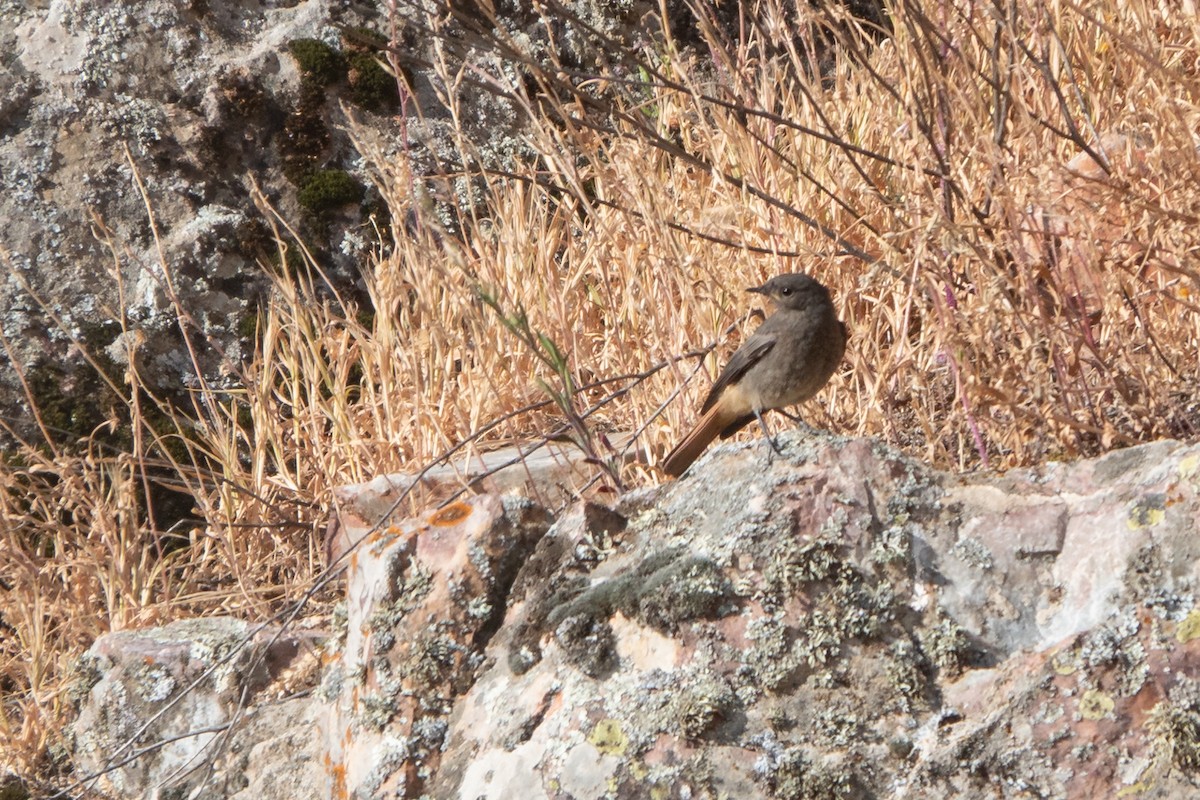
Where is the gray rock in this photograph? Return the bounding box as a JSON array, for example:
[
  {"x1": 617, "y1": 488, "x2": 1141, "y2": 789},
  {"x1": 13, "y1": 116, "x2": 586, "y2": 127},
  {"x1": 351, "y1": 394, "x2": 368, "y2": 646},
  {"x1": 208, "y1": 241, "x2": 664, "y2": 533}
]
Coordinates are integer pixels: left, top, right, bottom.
[
  {"x1": 320, "y1": 492, "x2": 553, "y2": 798},
  {"x1": 2, "y1": 0, "x2": 385, "y2": 438},
  {"x1": 70, "y1": 616, "x2": 324, "y2": 800},
  {"x1": 0, "y1": 0, "x2": 665, "y2": 442}
]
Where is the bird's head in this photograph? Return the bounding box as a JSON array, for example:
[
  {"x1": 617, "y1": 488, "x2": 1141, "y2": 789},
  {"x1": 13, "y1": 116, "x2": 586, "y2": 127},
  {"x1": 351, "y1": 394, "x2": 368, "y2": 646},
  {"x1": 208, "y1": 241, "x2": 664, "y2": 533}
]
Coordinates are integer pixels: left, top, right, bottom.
[{"x1": 747, "y1": 273, "x2": 831, "y2": 311}]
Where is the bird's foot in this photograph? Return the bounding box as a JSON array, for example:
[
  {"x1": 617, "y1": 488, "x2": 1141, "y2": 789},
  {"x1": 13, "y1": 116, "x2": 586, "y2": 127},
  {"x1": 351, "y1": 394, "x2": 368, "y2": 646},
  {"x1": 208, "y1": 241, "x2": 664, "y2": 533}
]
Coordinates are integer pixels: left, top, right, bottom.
[{"x1": 754, "y1": 409, "x2": 784, "y2": 462}]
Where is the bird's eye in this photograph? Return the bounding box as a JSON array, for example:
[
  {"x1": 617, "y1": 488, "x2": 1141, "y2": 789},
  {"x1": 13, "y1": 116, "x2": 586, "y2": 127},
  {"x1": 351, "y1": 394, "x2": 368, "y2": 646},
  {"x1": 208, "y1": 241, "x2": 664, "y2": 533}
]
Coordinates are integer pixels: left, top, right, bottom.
[{"x1": 780, "y1": 287, "x2": 792, "y2": 295}]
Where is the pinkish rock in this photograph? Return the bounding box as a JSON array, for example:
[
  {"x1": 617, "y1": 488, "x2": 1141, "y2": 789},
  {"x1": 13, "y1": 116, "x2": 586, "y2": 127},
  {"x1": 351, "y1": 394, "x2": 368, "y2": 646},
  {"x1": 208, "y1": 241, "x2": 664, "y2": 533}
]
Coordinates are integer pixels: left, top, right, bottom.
[
  {"x1": 323, "y1": 439, "x2": 606, "y2": 564},
  {"x1": 320, "y1": 493, "x2": 551, "y2": 798}
]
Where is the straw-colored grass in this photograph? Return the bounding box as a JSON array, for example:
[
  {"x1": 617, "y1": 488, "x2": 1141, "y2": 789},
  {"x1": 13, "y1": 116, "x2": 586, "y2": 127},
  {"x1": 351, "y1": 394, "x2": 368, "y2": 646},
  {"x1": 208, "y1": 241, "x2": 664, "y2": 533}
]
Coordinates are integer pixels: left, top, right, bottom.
[{"x1": 3, "y1": 0, "x2": 1198, "y2": 789}]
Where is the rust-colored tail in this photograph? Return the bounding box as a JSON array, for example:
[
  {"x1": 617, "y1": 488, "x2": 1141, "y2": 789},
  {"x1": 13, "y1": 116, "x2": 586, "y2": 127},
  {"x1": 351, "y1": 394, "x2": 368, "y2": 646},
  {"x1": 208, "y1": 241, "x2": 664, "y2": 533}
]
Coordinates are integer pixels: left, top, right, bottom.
[{"x1": 662, "y1": 402, "x2": 740, "y2": 477}]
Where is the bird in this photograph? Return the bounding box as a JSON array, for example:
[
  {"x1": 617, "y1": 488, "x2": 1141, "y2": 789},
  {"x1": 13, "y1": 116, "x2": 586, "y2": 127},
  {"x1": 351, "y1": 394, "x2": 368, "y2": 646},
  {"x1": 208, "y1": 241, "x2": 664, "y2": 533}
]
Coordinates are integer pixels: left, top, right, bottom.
[{"x1": 661, "y1": 273, "x2": 846, "y2": 477}]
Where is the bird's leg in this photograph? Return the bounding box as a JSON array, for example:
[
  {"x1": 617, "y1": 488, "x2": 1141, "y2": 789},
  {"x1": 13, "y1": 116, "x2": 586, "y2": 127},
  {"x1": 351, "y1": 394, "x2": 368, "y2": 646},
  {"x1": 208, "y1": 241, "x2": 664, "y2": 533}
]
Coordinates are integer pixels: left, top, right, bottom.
[{"x1": 754, "y1": 409, "x2": 783, "y2": 456}]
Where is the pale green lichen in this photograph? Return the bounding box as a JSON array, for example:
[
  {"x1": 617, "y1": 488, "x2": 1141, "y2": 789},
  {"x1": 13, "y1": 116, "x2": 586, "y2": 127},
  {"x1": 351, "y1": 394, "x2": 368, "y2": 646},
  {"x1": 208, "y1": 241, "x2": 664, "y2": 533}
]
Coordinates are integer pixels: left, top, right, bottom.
[
  {"x1": 358, "y1": 734, "x2": 414, "y2": 798},
  {"x1": 366, "y1": 561, "x2": 434, "y2": 656},
  {"x1": 670, "y1": 671, "x2": 737, "y2": 740},
  {"x1": 399, "y1": 632, "x2": 455, "y2": 686},
  {"x1": 952, "y1": 536, "x2": 994, "y2": 571},
  {"x1": 317, "y1": 661, "x2": 344, "y2": 703},
  {"x1": 919, "y1": 611, "x2": 972, "y2": 677},
  {"x1": 870, "y1": 520, "x2": 912, "y2": 565},
  {"x1": 744, "y1": 613, "x2": 806, "y2": 692},
  {"x1": 810, "y1": 705, "x2": 862, "y2": 749},
  {"x1": 355, "y1": 662, "x2": 403, "y2": 731},
  {"x1": 745, "y1": 526, "x2": 902, "y2": 694},
  {"x1": 764, "y1": 536, "x2": 844, "y2": 594},
  {"x1": 1077, "y1": 613, "x2": 1148, "y2": 697},
  {"x1": 884, "y1": 638, "x2": 926, "y2": 713},
  {"x1": 756, "y1": 745, "x2": 854, "y2": 800},
  {"x1": 1148, "y1": 678, "x2": 1200, "y2": 771}
]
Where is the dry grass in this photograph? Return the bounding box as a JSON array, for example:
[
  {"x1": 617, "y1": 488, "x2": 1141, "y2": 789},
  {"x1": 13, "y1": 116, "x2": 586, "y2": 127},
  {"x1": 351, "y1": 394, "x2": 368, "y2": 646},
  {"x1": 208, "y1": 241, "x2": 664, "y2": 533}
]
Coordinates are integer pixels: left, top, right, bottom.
[{"x1": 3, "y1": 0, "x2": 1199, "y2": 789}]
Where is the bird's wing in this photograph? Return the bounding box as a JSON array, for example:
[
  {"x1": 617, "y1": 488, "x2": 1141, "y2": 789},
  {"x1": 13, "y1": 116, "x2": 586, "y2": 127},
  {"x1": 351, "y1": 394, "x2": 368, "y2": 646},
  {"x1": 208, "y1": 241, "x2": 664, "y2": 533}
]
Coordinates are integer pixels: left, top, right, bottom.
[{"x1": 699, "y1": 332, "x2": 776, "y2": 414}]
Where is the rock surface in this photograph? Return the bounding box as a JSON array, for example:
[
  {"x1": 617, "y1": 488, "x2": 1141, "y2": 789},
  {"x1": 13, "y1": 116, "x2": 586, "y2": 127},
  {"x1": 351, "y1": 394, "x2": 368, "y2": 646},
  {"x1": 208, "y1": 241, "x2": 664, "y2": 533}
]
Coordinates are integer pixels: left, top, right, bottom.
[
  {"x1": 4, "y1": 0, "x2": 383, "y2": 424},
  {"x1": 70, "y1": 616, "x2": 324, "y2": 800},
  {"x1": 321, "y1": 492, "x2": 552, "y2": 798},
  {"x1": 70, "y1": 434, "x2": 1200, "y2": 798},
  {"x1": 0, "y1": 0, "x2": 666, "y2": 442}
]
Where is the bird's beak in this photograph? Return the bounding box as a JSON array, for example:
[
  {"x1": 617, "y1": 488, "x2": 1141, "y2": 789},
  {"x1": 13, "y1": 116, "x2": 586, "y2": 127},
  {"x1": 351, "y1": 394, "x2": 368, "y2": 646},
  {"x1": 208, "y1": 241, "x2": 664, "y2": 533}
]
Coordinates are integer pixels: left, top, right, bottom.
[{"x1": 747, "y1": 284, "x2": 767, "y2": 295}]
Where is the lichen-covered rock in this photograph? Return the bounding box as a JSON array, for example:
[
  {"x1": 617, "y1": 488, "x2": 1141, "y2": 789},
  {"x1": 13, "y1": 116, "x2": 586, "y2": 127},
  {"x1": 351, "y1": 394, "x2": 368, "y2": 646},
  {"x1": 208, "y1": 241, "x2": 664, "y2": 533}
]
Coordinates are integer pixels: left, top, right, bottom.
[
  {"x1": 320, "y1": 492, "x2": 552, "y2": 798},
  {"x1": 322, "y1": 439, "x2": 604, "y2": 562},
  {"x1": 430, "y1": 434, "x2": 1200, "y2": 799},
  {"x1": 69, "y1": 616, "x2": 323, "y2": 800},
  {"x1": 68, "y1": 435, "x2": 1200, "y2": 798},
  {"x1": 4, "y1": 0, "x2": 372, "y2": 428},
  {"x1": 0, "y1": 0, "x2": 681, "y2": 443}
]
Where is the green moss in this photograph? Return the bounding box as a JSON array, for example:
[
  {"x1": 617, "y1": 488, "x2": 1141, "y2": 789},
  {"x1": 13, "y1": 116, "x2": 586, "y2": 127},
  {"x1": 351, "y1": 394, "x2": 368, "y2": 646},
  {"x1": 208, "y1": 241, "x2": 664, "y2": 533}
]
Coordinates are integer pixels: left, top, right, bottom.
[
  {"x1": 26, "y1": 322, "x2": 123, "y2": 446},
  {"x1": 0, "y1": 774, "x2": 30, "y2": 800},
  {"x1": 360, "y1": 191, "x2": 392, "y2": 238},
  {"x1": 287, "y1": 38, "x2": 346, "y2": 85},
  {"x1": 232, "y1": 216, "x2": 275, "y2": 269},
  {"x1": 279, "y1": 89, "x2": 331, "y2": 184},
  {"x1": 348, "y1": 51, "x2": 396, "y2": 110},
  {"x1": 14, "y1": 321, "x2": 210, "y2": 551},
  {"x1": 236, "y1": 309, "x2": 261, "y2": 342},
  {"x1": 0, "y1": 450, "x2": 29, "y2": 470},
  {"x1": 355, "y1": 307, "x2": 376, "y2": 331},
  {"x1": 298, "y1": 169, "x2": 364, "y2": 214}
]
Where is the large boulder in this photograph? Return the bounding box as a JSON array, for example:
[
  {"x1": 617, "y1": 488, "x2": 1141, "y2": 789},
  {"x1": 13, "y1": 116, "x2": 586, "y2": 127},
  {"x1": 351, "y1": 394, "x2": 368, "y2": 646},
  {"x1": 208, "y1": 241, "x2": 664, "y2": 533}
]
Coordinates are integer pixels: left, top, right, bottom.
[{"x1": 70, "y1": 434, "x2": 1200, "y2": 798}]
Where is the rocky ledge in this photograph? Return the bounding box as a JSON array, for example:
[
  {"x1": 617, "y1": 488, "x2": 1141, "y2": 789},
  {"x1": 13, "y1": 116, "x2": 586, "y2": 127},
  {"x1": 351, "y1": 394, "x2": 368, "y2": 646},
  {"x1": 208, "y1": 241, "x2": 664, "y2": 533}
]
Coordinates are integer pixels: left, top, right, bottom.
[{"x1": 69, "y1": 434, "x2": 1200, "y2": 798}]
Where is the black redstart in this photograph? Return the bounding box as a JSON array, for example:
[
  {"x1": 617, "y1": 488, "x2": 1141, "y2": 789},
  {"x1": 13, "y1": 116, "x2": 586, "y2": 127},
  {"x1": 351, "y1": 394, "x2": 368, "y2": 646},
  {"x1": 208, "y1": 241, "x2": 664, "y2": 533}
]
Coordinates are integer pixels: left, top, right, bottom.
[{"x1": 662, "y1": 273, "x2": 846, "y2": 477}]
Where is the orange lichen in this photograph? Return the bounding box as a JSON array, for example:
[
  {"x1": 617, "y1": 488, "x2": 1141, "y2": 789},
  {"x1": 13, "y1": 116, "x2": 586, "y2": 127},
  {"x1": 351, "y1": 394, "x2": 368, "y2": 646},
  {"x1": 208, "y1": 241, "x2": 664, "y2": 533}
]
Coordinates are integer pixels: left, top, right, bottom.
[{"x1": 429, "y1": 502, "x2": 472, "y2": 527}]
